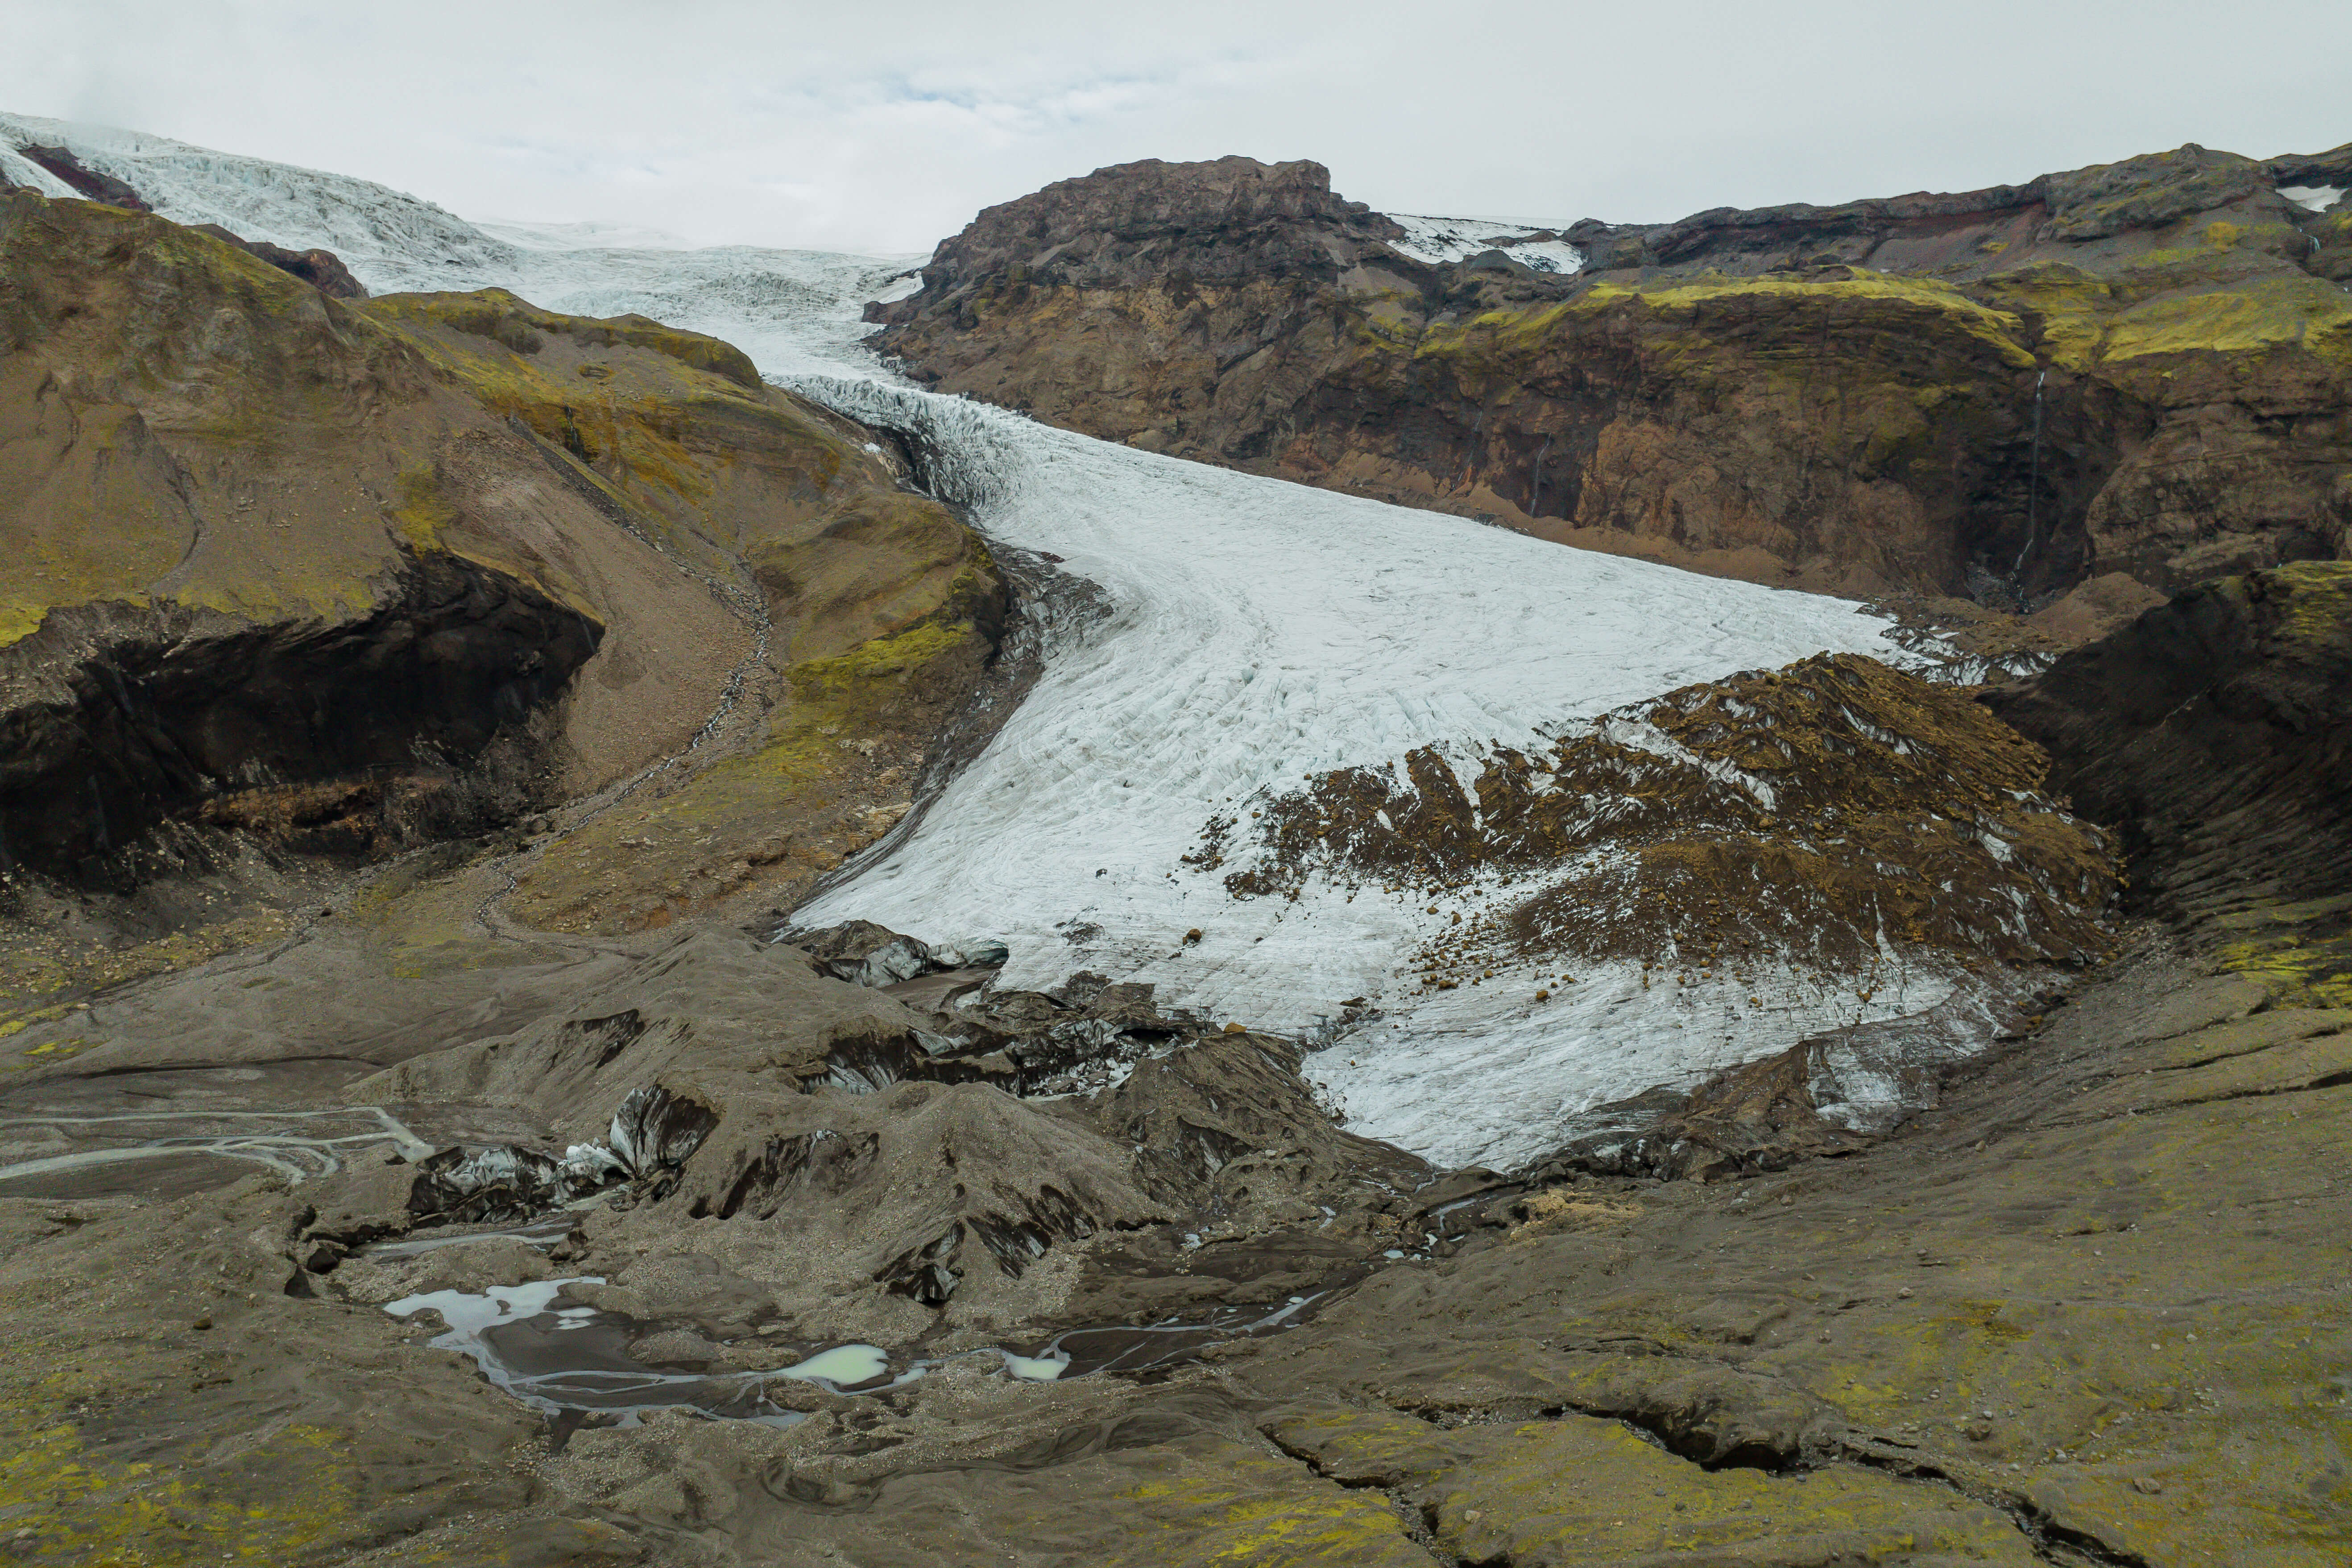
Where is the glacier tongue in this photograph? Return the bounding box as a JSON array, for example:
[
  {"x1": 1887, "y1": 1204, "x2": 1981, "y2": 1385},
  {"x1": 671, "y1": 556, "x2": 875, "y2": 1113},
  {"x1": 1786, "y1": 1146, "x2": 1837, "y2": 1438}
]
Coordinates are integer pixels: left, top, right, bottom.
[{"x1": 7, "y1": 113, "x2": 1938, "y2": 1167}]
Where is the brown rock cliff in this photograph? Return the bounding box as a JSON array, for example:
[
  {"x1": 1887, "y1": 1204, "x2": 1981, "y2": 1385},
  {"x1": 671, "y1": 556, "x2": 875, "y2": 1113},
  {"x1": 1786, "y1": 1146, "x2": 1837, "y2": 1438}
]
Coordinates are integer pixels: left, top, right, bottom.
[{"x1": 874, "y1": 142, "x2": 2352, "y2": 603}]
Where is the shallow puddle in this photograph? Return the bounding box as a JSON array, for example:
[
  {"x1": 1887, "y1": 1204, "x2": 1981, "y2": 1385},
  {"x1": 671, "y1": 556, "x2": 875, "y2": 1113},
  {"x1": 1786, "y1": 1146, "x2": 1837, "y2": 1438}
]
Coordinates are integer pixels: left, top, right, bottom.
[
  {"x1": 384, "y1": 1278, "x2": 1072, "y2": 1427},
  {"x1": 383, "y1": 1278, "x2": 1324, "y2": 1424}
]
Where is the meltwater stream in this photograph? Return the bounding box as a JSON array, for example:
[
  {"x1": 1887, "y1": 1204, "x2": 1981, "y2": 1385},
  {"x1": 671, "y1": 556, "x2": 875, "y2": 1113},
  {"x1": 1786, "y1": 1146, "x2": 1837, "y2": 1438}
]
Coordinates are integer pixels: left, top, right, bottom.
[{"x1": 8, "y1": 113, "x2": 1948, "y2": 1168}]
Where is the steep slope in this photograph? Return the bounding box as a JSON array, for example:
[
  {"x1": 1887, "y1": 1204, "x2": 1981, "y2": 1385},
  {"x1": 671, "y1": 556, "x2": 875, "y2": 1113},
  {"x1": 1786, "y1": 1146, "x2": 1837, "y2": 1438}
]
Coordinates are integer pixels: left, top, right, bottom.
[
  {"x1": 871, "y1": 142, "x2": 2352, "y2": 602},
  {"x1": 1987, "y1": 559, "x2": 2352, "y2": 1008},
  {"x1": 0, "y1": 190, "x2": 1001, "y2": 1001}
]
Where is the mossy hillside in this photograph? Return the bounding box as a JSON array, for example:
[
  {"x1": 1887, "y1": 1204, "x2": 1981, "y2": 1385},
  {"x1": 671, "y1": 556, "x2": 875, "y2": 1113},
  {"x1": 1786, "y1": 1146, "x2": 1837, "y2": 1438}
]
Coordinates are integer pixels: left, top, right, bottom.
[
  {"x1": 361, "y1": 289, "x2": 901, "y2": 592},
  {"x1": 1412, "y1": 241, "x2": 2344, "y2": 404},
  {"x1": 0, "y1": 910, "x2": 296, "y2": 1022},
  {"x1": 1267, "y1": 1408, "x2": 2039, "y2": 1564},
  {"x1": 1786, "y1": 1080, "x2": 2352, "y2": 1565},
  {"x1": 2100, "y1": 273, "x2": 2352, "y2": 369},
  {"x1": 1375, "y1": 248, "x2": 2340, "y2": 592},
  {"x1": 1484, "y1": 1005, "x2": 2352, "y2": 1564},
  {"x1": 2039, "y1": 145, "x2": 2269, "y2": 241},
  {"x1": 878, "y1": 149, "x2": 2352, "y2": 596},
  {"x1": 1222, "y1": 953, "x2": 2352, "y2": 1568},
  {"x1": 919, "y1": 1432, "x2": 1435, "y2": 1567},
  {"x1": 1969, "y1": 246, "x2": 2352, "y2": 386},
  {"x1": 0, "y1": 1179, "x2": 547, "y2": 1566},
  {"x1": 750, "y1": 487, "x2": 994, "y2": 661},
  {"x1": 358, "y1": 288, "x2": 762, "y2": 389},
  {"x1": 4, "y1": 195, "x2": 912, "y2": 658},
  {"x1": 1070, "y1": 1438, "x2": 1426, "y2": 1567},
  {"x1": 0, "y1": 390, "x2": 190, "y2": 650},
  {"x1": 0, "y1": 1409, "x2": 364, "y2": 1565},
  {"x1": 1969, "y1": 262, "x2": 2120, "y2": 371},
  {"x1": 509, "y1": 539, "x2": 1002, "y2": 936},
  {"x1": 2104, "y1": 209, "x2": 2315, "y2": 275},
  {"x1": 1404, "y1": 269, "x2": 2035, "y2": 385},
  {"x1": 0, "y1": 198, "x2": 643, "y2": 637},
  {"x1": 0, "y1": 194, "x2": 433, "y2": 641},
  {"x1": 2309, "y1": 209, "x2": 2352, "y2": 282},
  {"x1": 2209, "y1": 892, "x2": 2352, "y2": 1009}
]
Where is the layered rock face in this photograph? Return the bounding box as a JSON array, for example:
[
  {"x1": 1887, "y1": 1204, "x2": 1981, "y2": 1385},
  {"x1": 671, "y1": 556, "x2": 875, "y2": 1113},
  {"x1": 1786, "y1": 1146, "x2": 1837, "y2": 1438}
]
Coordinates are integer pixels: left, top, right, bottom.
[
  {"x1": 0, "y1": 190, "x2": 1000, "y2": 942},
  {"x1": 874, "y1": 141, "x2": 2352, "y2": 601},
  {"x1": 1987, "y1": 559, "x2": 2352, "y2": 1007}
]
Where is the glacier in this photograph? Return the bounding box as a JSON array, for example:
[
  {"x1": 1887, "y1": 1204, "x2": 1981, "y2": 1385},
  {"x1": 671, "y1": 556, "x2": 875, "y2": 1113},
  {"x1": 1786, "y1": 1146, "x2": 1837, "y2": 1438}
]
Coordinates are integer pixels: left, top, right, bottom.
[
  {"x1": 3, "y1": 112, "x2": 1951, "y2": 1167},
  {"x1": 1384, "y1": 212, "x2": 1583, "y2": 273}
]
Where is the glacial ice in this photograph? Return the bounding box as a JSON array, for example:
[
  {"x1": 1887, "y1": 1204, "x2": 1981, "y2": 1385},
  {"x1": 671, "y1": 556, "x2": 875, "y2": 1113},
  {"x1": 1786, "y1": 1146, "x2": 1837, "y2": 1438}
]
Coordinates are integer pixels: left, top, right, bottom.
[
  {"x1": 4, "y1": 112, "x2": 1950, "y2": 1168},
  {"x1": 1384, "y1": 212, "x2": 1583, "y2": 272}
]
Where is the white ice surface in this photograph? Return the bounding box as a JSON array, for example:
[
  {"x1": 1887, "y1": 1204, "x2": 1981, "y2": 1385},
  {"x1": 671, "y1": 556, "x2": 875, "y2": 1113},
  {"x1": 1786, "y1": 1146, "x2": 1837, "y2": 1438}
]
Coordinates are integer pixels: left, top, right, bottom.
[
  {"x1": 1384, "y1": 212, "x2": 1583, "y2": 273},
  {"x1": 0, "y1": 112, "x2": 522, "y2": 277},
  {"x1": 473, "y1": 218, "x2": 696, "y2": 252},
  {"x1": 783, "y1": 378, "x2": 1939, "y2": 1169},
  {"x1": 10, "y1": 112, "x2": 1955, "y2": 1168},
  {"x1": 2279, "y1": 185, "x2": 2346, "y2": 214}
]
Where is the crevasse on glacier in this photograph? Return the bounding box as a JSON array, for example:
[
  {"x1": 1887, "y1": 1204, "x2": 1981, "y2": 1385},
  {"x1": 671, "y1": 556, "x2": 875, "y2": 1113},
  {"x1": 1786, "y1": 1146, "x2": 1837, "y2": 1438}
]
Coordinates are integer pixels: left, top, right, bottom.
[{"x1": 6, "y1": 112, "x2": 1944, "y2": 1167}]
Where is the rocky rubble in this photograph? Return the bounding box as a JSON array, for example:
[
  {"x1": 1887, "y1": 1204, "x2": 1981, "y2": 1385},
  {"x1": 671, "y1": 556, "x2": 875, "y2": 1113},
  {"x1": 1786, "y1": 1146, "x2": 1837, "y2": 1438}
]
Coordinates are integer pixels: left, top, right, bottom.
[
  {"x1": 1222, "y1": 652, "x2": 2117, "y2": 981},
  {"x1": 261, "y1": 922, "x2": 1423, "y2": 1341}
]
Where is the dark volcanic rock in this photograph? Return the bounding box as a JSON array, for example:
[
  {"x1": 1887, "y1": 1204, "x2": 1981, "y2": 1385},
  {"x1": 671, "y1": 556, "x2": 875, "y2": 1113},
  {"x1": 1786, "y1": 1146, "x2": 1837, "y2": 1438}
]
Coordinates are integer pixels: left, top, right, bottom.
[
  {"x1": 17, "y1": 143, "x2": 150, "y2": 211},
  {"x1": 1985, "y1": 560, "x2": 2352, "y2": 1005},
  {"x1": 189, "y1": 222, "x2": 368, "y2": 298},
  {"x1": 1986, "y1": 560, "x2": 2352, "y2": 917},
  {"x1": 871, "y1": 155, "x2": 1403, "y2": 324},
  {"x1": 0, "y1": 557, "x2": 598, "y2": 882}
]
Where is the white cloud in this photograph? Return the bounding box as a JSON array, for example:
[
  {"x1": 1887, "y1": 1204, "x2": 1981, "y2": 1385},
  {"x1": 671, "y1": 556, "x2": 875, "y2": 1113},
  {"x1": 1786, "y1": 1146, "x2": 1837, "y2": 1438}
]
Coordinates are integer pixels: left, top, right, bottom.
[{"x1": 6, "y1": 0, "x2": 2347, "y2": 254}]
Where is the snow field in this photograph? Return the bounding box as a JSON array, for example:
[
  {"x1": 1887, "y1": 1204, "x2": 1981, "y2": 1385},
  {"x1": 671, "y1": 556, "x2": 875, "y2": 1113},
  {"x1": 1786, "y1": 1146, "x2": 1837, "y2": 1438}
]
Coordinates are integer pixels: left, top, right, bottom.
[{"x1": 1384, "y1": 212, "x2": 1583, "y2": 272}]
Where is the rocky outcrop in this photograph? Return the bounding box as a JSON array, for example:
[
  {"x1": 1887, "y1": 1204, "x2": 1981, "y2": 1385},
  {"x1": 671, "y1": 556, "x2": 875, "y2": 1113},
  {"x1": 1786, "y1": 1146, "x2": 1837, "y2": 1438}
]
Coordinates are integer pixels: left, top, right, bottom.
[
  {"x1": 186, "y1": 222, "x2": 367, "y2": 298},
  {"x1": 1986, "y1": 559, "x2": 2352, "y2": 1007},
  {"x1": 874, "y1": 141, "x2": 2352, "y2": 601},
  {"x1": 12, "y1": 143, "x2": 149, "y2": 211},
  {"x1": 1222, "y1": 653, "x2": 2116, "y2": 979},
  {"x1": 912, "y1": 155, "x2": 1403, "y2": 291}
]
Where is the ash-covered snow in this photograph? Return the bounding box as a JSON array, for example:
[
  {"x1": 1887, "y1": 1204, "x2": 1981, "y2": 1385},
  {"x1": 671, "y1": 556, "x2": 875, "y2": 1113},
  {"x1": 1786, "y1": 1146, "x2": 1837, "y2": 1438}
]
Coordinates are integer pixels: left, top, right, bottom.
[
  {"x1": 9, "y1": 112, "x2": 1969, "y2": 1168},
  {"x1": 1383, "y1": 212, "x2": 1583, "y2": 273}
]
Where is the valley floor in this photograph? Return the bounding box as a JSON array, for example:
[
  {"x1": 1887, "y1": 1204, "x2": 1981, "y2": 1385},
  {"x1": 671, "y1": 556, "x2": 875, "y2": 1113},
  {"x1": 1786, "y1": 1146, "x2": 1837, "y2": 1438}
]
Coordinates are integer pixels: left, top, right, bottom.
[{"x1": 0, "y1": 921, "x2": 2344, "y2": 1566}]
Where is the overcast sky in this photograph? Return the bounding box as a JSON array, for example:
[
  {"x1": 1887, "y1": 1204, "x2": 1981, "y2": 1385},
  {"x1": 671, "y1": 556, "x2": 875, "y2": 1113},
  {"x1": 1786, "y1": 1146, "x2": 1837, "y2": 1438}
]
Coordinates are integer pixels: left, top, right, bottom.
[{"x1": 9, "y1": 0, "x2": 2348, "y2": 255}]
